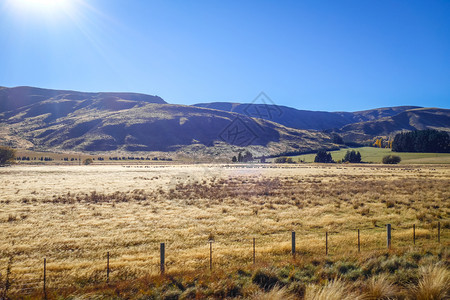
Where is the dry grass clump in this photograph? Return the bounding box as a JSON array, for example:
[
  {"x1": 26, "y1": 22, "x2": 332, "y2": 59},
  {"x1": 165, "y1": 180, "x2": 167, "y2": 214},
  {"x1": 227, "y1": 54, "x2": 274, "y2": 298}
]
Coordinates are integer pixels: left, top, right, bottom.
[
  {"x1": 305, "y1": 280, "x2": 362, "y2": 300},
  {"x1": 361, "y1": 274, "x2": 399, "y2": 299},
  {"x1": 411, "y1": 264, "x2": 449, "y2": 300},
  {"x1": 250, "y1": 286, "x2": 294, "y2": 300}
]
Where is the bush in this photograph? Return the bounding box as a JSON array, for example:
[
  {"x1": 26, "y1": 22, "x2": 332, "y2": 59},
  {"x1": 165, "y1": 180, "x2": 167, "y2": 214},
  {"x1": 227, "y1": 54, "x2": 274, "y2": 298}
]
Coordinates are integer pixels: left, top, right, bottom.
[
  {"x1": 411, "y1": 265, "x2": 449, "y2": 300},
  {"x1": 382, "y1": 155, "x2": 401, "y2": 164},
  {"x1": 274, "y1": 157, "x2": 294, "y2": 163},
  {"x1": 83, "y1": 158, "x2": 93, "y2": 165},
  {"x1": 0, "y1": 146, "x2": 15, "y2": 166},
  {"x1": 343, "y1": 150, "x2": 361, "y2": 163},
  {"x1": 314, "y1": 150, "x2": 334, "y2": 163},
  {"x1": 252, "y1": 268, "x2": 280, "y2": 291}
]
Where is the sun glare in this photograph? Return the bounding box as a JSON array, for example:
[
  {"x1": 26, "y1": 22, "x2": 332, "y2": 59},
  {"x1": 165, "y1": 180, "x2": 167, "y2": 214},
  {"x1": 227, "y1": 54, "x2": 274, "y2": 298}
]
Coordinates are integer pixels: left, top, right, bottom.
[{"x1": 11, "y1": 0, "x2": 71, "y2": 15}]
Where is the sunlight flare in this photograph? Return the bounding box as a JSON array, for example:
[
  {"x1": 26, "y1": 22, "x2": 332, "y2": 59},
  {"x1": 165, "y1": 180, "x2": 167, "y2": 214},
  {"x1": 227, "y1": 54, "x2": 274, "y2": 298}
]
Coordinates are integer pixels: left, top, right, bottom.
[{"x1": 9, "y1": 0, "x2": 72, "y2": 15}]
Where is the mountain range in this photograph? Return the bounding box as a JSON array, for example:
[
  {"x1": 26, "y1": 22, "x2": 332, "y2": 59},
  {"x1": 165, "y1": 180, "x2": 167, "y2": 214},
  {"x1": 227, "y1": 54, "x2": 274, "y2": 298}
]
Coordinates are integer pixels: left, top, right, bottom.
[{"x1": 0, "y1": 86, "x2": 449, "y2": 158}]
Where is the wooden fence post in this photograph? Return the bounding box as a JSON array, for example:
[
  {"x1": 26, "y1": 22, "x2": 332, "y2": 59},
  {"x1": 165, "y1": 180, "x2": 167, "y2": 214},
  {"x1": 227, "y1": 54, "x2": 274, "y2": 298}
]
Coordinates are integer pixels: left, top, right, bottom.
[
  {"x1": 160, "y1": 243, "x2": 165, "y2": 274},
  {"x1": 253, "y1": 238, "x2": 256, "y2": 265},
  {"x1": 438, "y1": 222, "x2": 440, "y2": 243},
  {"x1": 43, "y1": 258, "x2": 47, "y2": 298},
  {"x1": 413, "y1": 224, "x2": 415, "y2": 245},
  {"x1": 107, "y1": 252, "x2": 110, "y2": 283},
  {"x1": 358, "y1": 229, "x2": 360, "y2": 253},
  {"x1": 326, "y1": 232, "x2": 328, "y2": 255},
  {"x1": 291, "y1": 231, "x2": 296, "y2": 258},
  {"x1": 387, "y1": 224, "x2": 391, "y2": 249},
  {"x1": 209, "y1": 241, "x2": 213, "y2": 271}
]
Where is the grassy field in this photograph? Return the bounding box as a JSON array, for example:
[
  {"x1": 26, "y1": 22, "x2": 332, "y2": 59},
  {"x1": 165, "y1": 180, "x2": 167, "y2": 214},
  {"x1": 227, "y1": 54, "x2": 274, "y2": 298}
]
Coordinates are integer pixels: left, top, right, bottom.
[
  {"x1": 0, "y1": 164, "x2": 448, "y2": 299},
  {"x1": 282, "y1": 147, "x2": 450, "y2": 164}
]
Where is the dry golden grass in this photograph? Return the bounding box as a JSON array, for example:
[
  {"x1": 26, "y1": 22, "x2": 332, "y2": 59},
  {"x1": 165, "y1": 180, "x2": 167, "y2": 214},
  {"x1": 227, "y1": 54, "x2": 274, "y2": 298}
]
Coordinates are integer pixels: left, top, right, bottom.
[
  {"x1": 411, "y1": 264, "x2": 449, "y2": 300},
  {"x1": 305, "y1": 280, "x2": 362, "y2": 300},
  {"x1": 0, "y1": 164, "x2": 448, "y2": 298},
  {"x1": 361, "y1": 274, "x2": 399, "y2": 299},
  {"x1": 250, "y1": 285, "x2": 295, "y2": 300}
]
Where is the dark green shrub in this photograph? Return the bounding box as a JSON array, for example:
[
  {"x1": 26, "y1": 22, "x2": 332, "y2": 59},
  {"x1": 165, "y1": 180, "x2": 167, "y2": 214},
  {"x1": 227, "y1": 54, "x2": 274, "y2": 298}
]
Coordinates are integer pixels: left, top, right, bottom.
[
  {"x1": 343, "y1": 150, "x2": 362, "y2": 163},
  {"x1": 381, "y1": 256, "x2": 403, "y2": 273},
  {"x1": 83, "y1": 158, "x2": 93, "y2": 165},
  {"x1": 382, "y1": 155, "x2": 401, "y2": 164},
  {"x1": 314, "y1": 150, "x2": 334, "y2": 163},
  {"x1": 252, "y1": 268, "x2": 280, "y2": 291},
  {"x1": 0, "y1": 146, "x2": 15, "y2": 166}
]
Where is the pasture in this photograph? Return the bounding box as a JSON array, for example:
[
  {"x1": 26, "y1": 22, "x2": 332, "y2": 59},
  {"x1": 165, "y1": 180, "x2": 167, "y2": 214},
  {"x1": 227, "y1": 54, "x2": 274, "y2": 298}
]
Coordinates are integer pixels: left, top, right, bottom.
[
  {"x1": 283, "y1": 147, "x2": 450, "y2": 164},
  {"x1": 0, "y1": 164, "x2": 448, "y2": 299}
]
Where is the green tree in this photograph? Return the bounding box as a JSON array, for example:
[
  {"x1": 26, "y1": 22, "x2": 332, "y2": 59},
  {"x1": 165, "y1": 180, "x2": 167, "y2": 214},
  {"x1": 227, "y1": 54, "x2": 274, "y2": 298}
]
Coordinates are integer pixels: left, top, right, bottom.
[
  {"x1": 243, "y1": 151, "x2": 253, "y2": 162},
  {"x1": 237, "y1": 152, "x2": 243, "y2": 163},
  {"x1": 343, "y1": 150, "x2": 362, "y2": 163},
  {"x1": 314, "y1": 150, "x2": 334, "y2": 163},
  {"x1": 0, "y1": 146, "x2": 16, "y2": 166},
  {"x1": 392, "y1": 130, "x2": 450, "y2": 153},
  {"x1": 232, "y1": 156, "x2": 237, "y2": 162}
]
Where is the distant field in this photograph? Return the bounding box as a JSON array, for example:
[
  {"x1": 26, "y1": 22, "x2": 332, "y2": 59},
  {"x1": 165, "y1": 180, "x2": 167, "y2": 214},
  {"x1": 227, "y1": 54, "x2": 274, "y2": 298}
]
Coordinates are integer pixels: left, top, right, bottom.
[{"x1": 283, "y1": 147, "x2": 450, "y2": 164}]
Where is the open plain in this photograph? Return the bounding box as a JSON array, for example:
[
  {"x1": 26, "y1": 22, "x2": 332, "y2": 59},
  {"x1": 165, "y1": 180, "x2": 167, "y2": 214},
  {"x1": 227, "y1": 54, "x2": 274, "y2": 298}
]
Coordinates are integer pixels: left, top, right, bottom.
[{"x1": 0, "y1": 163, "x2": 448, "y2": 298}]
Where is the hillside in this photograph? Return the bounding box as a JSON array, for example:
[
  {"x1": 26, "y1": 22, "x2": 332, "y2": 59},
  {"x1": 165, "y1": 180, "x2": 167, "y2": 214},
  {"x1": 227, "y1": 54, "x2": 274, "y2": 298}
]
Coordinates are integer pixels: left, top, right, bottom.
[
  {"x1": 0, "y1": 87, "x2": 336, "y2": 158},
  {"x1": 194, "y1": 102, "x2": 450, "y2": 143},
  {"x1": 1, "y1": 86, "x2": 448, "y2": 156},
  {"x1": 338, "y1": 108, "x2": 450, "y2": 142},
  {"x1": 0, "y1": 86, "x2": 166, "y2": 113},
  {"x1": 194, "y1": 102, "x2": 421, "y2": 130}
]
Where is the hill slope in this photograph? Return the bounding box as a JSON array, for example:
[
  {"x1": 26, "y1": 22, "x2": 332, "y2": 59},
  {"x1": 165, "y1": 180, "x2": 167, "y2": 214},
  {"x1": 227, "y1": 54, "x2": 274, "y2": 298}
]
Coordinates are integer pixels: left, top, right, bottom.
[
  {"x1": 194, "y1": 102, "x2": 421, "y2": 131},
  {"x1": 194, "y1": 102, "x2": 450, "y2": 142},
  {"x1": 0, "y1": 87, "x2": 336, "y2": 157},
  {"x1": 338, "y1": 108, "x2": 450, "y2": 142}
]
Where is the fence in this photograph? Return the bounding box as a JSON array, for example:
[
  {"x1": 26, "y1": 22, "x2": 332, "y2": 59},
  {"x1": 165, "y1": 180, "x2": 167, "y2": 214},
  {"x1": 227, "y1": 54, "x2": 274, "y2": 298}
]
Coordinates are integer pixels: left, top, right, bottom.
[{"x1": 0, "y1": 222, "x2": 445, "y2": 297}]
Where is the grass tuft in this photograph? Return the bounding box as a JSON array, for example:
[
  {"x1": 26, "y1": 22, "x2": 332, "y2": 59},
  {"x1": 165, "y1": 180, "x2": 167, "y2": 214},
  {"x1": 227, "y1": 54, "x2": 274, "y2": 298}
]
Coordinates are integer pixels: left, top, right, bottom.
[{"x1": 411, "y1": 264, "x2": 449, "y2": 300}]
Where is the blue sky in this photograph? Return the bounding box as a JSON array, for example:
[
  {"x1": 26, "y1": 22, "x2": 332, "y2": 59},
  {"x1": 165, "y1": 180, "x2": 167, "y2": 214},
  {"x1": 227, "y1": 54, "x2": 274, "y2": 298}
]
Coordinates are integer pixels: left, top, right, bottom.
[{"x1": 0, "y1": 0, "x2": 449, "y2": 111}]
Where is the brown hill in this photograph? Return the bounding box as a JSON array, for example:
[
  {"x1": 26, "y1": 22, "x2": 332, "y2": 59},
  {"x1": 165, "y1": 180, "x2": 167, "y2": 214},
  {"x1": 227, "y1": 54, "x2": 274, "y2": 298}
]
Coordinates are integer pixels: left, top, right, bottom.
[
  {"x1": 194, "y1": 102, "x2": 450, "y2": 143},
  {"x1": 338, "y1": 108, "x2": 450, "y2": 142},
  {"x1": 0, "y1": 87, "x2": 336, "y2": 157},
  {"x1": 194, "y1": 102, "x2": 421, "y2": 131}
]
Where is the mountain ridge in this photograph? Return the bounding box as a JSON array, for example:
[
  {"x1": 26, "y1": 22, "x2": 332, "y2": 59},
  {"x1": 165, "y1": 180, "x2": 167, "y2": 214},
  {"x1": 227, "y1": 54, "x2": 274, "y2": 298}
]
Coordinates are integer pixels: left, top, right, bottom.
[
  {"x1": 194, "y1": 102, "x2": 423, "y2": 131},
  {"x1": 0, "y1": 86, "x2": 337, "y2": 158},
  {"x1": 1, "y1": 86, "x2": 449, "y2": 156}
]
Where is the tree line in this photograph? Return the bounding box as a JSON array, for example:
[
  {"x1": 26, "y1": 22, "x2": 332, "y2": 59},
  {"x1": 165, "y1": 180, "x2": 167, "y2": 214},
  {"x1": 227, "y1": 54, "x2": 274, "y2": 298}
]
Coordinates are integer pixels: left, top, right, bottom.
[{"x1": 392, "y1": 129, "x2": 449, "y2": 153}]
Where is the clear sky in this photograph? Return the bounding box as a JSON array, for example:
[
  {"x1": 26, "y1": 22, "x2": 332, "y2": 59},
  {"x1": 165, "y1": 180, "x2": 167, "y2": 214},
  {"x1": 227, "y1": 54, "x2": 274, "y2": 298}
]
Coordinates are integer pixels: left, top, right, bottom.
[{"x1": 0, "y1": 0, "x2": 449, "y2": 111}]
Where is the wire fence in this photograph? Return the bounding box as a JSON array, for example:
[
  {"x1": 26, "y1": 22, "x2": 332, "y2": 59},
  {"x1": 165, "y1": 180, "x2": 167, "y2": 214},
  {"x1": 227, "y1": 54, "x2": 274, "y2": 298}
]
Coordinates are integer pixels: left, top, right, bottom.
[{"x1": 0, "y1": 222, "x2": 446, "y2": 297}]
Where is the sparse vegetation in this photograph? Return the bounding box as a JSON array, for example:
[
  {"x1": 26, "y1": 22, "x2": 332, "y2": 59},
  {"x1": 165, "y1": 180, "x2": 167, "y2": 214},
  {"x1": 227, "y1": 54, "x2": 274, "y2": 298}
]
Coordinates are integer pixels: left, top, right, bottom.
[{"x1": 274, "y1": 157, "x2": 294, "y2": 163}]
